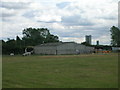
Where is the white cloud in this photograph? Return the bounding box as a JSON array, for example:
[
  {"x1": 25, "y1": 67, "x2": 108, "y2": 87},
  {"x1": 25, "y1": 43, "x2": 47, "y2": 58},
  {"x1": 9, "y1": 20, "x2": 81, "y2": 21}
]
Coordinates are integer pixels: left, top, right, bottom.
[
  {"x1": 1, "y1": 0, "x2": 119, "y2": 45},
  {"x1": 35, "y1": 13, "x2": 61, "y2": 22},
  {"x1": 60, "y1": 37, "x2": 84, "y2": 44}
]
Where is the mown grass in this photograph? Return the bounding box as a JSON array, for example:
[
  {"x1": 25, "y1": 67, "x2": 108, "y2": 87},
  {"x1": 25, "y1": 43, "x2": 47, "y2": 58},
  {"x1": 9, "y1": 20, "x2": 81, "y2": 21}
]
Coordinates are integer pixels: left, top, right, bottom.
[{"x1": 2, "y1": 53, "x2": 118, "y2": 88}]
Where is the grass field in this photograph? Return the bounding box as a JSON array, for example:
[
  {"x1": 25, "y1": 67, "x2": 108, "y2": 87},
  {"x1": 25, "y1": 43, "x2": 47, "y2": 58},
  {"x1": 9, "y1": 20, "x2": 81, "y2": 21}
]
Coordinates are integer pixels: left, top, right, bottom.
[{"x1": 2, "y1": 53, "x2": 118, "y2": 88}]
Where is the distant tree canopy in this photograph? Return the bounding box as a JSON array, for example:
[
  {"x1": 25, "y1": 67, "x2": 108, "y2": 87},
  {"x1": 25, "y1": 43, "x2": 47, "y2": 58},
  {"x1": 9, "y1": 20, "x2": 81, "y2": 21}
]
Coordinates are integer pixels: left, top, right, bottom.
[
  {"x1": 110, "y1": 26, "x2": 120, "y2": 46},
  {"x1": 22, "y1": 28, "x2": 59, "y2": 46},
  {"x1": 2, "y1": 37, "x2": 24, "y2": 54},
  {"x1": 2, "y1": 27, "x2": 59, "y2": 54},
  {"x1": 81, "y1": 42, "x2": 91, "y2": 46}
]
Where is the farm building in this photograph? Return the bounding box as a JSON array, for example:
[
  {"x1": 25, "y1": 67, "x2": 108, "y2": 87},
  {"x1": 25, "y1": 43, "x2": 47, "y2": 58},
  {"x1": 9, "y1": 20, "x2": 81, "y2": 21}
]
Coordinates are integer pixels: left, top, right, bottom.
[
  {"x1": 34, "y1": 42, "x2": 94, "y2": 55},
  {"x1": 112, "y1": 47, "x2": 120, "y2": 52}
]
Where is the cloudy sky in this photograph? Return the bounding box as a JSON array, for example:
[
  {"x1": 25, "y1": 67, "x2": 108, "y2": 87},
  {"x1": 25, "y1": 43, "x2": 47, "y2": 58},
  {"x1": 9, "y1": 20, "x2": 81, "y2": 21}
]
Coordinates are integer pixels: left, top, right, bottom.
[{"x1": 0, "y1": 0, "x2": 119, "y2": 45}]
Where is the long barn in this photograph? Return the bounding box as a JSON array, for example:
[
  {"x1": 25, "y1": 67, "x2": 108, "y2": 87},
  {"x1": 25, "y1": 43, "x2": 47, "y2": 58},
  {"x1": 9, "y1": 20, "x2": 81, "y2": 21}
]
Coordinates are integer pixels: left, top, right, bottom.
[{"x1": 34, "y1": 42, "x2": 94, "y2": 55}]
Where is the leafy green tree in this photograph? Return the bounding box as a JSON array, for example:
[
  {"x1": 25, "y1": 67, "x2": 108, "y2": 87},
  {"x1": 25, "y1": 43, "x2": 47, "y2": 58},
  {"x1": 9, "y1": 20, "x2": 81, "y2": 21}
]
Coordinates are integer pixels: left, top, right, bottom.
[
  {"x1": 16, "y1": 36, "x2": 21, "y2": 41},
  {"x1": 1, "y1": 40, "x2": 6, "y2": 54},
  {"x1": 2, "y1": 27, "x2": 60, "y2": 54},
  {"x1": 110, "y1": 26, "x2": 120, "y2": 46},
  {"x1": 22, "y1": 27, "x2": 59, "y2": 46},
  {"x1": 4, "y1": 39, "x2": 16, "y2": 54},
  {"x1": 2, "y1": 37, "x2": 24, "y2": 55},
  {"x1": 16, "y1": 36, "x2": 24, "y2": 54}
]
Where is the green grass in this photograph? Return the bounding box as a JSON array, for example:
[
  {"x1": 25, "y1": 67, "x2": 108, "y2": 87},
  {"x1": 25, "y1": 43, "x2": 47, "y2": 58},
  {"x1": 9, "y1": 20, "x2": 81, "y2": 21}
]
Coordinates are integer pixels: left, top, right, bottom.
[{"x1": 2, "y1": 53, "x2": 118, "y2": 88}]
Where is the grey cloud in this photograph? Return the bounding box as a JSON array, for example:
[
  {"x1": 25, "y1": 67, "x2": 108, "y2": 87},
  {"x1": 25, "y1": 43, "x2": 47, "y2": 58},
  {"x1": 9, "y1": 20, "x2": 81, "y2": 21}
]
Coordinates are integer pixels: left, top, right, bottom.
[
  {"x1": 0, "y1": 2, "x2": 30, "y2": 21},
  {"x1": 82, "y1": 26, "x2": 110, "y2": 32},
  {"x1": 22, "y1": 11, "x2": 35, "y2": 18},
  {"x1": 99, "y1": 16, "x2": 117, "y2": 20},
  {"x1": 37, "y1": 20, "x2": 60, "y2": 23},
  {"x1": 61, "y1": 15, "x2": 94, "y2": 26},
  {"x1": 56, "y1": 2, "x2": 71, "y2": 9},
  {"x1": 0, "y1": 9, "x2": 17, "y2": 21},
  {"x1": 1, "y1": 18, "x2": 9, "y2": 22},
  {"x1": 85, "y1": 27, "x2": 110, "y2": 39},
  {"x1": 56, "y1": 25, "x2": 110, "y2": 41},
  {"x1": 0, "y1": 13, "x2": 14, "y2": 17},
  {"x1": 59, "y1": 33, "x2": 83, "y2": 38},
  {"x1": 0, "y1": 2, "x2": 29, "y2": 9},
  {"x1": 0, "y1": 11, "x2": 16, "y2": 22}
]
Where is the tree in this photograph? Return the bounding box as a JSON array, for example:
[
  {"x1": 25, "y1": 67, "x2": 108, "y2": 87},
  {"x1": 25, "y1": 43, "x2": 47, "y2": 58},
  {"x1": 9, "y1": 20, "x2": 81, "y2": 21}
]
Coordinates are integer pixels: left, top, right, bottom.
[
  {"x1": 110, "y1": 26, "x2": 120, "y2": 46},
  {"x1": 81, "y1": 42, "x2": 91, "y2": 46},
  {"x1": 22, "y1": 27, "x2": 59, "y2": 46},
  {"x1": 4, "y1": 39, "x2": 16, "y2": 54},
  {"x1": 2, "y1": 27, "x2": 60, "y2": 54},
  {"x1": 2, "y1": 38, "x2": 25, "y2": 55},
  {"x1": 16, "y1": 36, "x2": 21, "y2": 41}
]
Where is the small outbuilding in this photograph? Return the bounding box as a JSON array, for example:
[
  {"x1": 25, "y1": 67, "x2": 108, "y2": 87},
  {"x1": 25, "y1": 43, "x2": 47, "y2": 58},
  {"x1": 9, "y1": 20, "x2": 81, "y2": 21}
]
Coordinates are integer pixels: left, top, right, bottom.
[
  {"x1": 112, "y1": 47, "x2": 120, "y2": 52},
  {"x1": 34, "y1": 42, "x2": 94, "y2": 55}
]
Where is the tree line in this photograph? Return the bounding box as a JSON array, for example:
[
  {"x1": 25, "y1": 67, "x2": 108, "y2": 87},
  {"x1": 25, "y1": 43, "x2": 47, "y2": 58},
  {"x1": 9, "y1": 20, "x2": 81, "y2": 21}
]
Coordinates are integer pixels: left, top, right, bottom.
[
  {"x1": 110, "y1": 26, "x2": 120, "y2": 47},
  {"x1": 81, "y1": 26, "x2": 120, "y2": 47},
  {"x1": 2, "y1": 28, "x2": 59, "y2": 55},
  {"x1": 1, "y1": 26, "x2": 120, "y2": 55}
]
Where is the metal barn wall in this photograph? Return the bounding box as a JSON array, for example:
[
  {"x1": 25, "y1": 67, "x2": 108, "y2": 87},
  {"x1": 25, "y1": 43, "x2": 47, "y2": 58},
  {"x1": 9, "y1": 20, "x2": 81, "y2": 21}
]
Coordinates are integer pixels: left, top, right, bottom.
[
  {"x1": 84, "y1": 46, "x2": 94, "y2": 53},
  {"x1": 34, "y1": 45, "x2": 57, "y2": 55},
  {"x1": 57, "y1": 43, "x2": 76, "y2": 55},
  {"x1": 75, "y1": 44, "x2": 86, "y2": 54},
  {"x1": 75, "y1": 44, "x2": 94, "y2": 54},
  {"x1": 34, "y1": 42, "x2": 95, "y2": 55}
]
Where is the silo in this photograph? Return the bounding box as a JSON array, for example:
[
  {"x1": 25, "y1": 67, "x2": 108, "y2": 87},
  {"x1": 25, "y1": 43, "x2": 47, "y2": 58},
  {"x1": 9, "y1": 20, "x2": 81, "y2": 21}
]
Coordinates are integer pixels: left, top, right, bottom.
[{"x1": 85, "y1": 35, "x2": 92, "y2": 45}]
